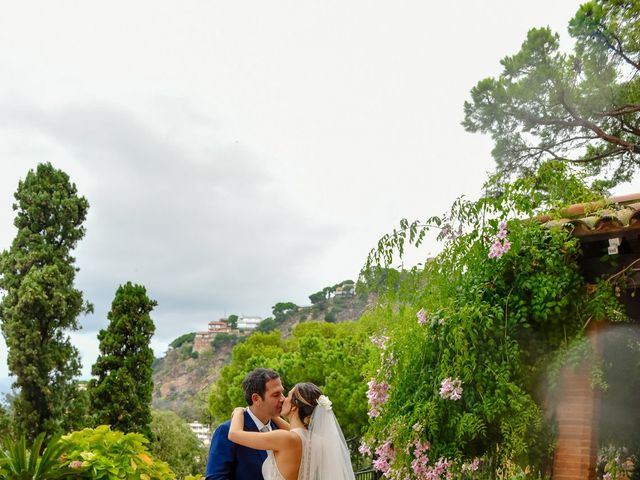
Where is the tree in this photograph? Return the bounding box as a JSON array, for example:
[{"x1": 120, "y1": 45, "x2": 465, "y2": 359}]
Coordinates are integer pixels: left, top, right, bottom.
[
  {"x1": 0, "y1": 402, "x2": 11, "y2": 439},
  {"x1": 255, "y1": 317, "x2": 279, "y2": 333},
  {"x1": 463, "y1": 0, "x2": 640, "y2": 188},
  {"x1": 272, "y1": 302, "x2": 298, "y2": 321},
  {"x1": 0, "y1": 163, "x2": 91, "y2": 439},
  {"x1": 226, "y1": 314, "x2": 238, "y2": 329},
  {"x1": 208, "y1": 322, "x2": 373, "y2": 441},
  {"x1": 308, "y1": 291, "x2": 325, "y2": 305},
  {"x1": 89, "y1": 282, "x2": 157, "y2": 439},
  {"x1": 150, "y1": 409, "x2": 207, "y2": 478},
  {"x1": 169, "y1": 332, "x2": 196, "y2": 349}
]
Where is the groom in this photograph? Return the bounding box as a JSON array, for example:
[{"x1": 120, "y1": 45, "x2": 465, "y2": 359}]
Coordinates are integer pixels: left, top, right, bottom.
[{"x1": 205, "y1": 368, "x2": 285, "y2": 480}]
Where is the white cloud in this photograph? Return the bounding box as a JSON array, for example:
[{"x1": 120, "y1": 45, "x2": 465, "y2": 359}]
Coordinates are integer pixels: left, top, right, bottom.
[{"x1": 1, "y1": 0, "x2": 616, "y2": 391}]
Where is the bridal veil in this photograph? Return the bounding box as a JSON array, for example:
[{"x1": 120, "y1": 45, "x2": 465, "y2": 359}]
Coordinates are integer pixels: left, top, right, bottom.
[{"x1": 299, "y1": 395, "x2": 355, "y2": 480}]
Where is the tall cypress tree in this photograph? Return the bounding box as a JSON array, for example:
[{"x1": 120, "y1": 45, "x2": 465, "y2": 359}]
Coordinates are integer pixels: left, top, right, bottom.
[
  {"x1": 90, "y1": 282, "x2": 157, "y2": 439},
  {"x1": 0, "y1": 163, "x2": 91, "y2": 439}
]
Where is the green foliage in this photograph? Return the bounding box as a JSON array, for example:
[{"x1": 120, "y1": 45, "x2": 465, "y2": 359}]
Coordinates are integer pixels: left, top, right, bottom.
[
  {"x1": 0, "y1": 162, "x2": 92, "y2": 439},
  {"x1": 308, "y1": 291, "x2": 325, "y2": 305},
  {"x1": 361, "y1": 174, "x2": 625, "y2": 476},
  {"x1": 208, "y1": 322, "x2": 375, "y2": 440},
  {"x1": 0, "y1": 404, "x2": 10, "y2": 440},
  {"x1": 89, "y1": 282, "x2": 157, "y2": 439},
  {"x1": 169, "y1": 333, "x2": 196, "y2": 349},
  {"x1": 0, "y1": 433, "x2": 70, "y2": 479},
  {"x1": 58, "y1": 425, "x2": 175, "y2": 479},
  {"x1": 226, "y1": 314, "x2": 238, "y2": 329},
  {"x1": 208, "y1": 331, "x2": 286, "y2": 419},
  {"x1": 324, "y1": 310, "x2": 337, "y2": 323},
  {"x1": 150, "y1": 410, "x2": 207, "y2": 479},
  {"x1": 210, "y1": 333, "x2": 238, "y2": 351},
  {"x1": 272, "y1": 302, "x2": 298, "y2": 320},
  {"x1": 463, "y1": 0, "x2": 640, "y2": 188},
  {"x1": 255, "y1": 317, "x2": 279, "y2": 333}
]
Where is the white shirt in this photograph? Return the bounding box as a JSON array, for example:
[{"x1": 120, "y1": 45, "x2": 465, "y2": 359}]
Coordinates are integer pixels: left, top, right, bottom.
[
  {"x1": 246, "y1": 407, "x2": 272, "y2": 432},
  {"x1": 246, "y1": 407, "x2": 273, "y2": 455}
]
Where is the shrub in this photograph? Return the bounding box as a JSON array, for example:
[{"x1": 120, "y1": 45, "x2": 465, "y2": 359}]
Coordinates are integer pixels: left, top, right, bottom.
[
  {"x1": 170, "y1": 333, "x2": 197, "y2": 349},
  {"x1": 150, "y1": 410, "x2": 207, "y2": 478},
  {"x1": 0, "y1": 433, "x2": 69, "y2": 479},
  {"x1": 57, "y1": 425, "x2": 175, "y2": 479}
]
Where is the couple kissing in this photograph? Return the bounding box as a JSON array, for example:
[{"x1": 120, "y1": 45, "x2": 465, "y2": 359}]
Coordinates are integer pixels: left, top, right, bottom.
[{"x1": 205, "y1": 368, "x2": 355, "y2": 480}]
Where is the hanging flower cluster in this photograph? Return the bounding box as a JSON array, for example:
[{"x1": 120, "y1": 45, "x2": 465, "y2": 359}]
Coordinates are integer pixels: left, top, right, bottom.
[
  {"x1": 372, "y1": 436, "x2": 454, "y2": 480},
  {"x1": 410, "y1": 439, "x2": 432, "y2": 478},
  {"x1": 416, "y1": 308, "x2": 428, "y2": 325},
  {"x1": 461, "y1": 458, "x2": 481, "y2": 473},
  {"x1": 439, "y1": 377, "x2": 463, "y2": 401},
  {"x1": 358, "y1": 440, "x2": 372, "y2": 457},
  {"x1": 372, "y1": 440, "x2": 396, "y2": 477},
  {"x1": 488, "y1": 221, "x2": 511, "y2": 259},
  {"x1": 367, "y1": 332, "x2": 395, "y2": 417},
  {"x1": 370, "y1": 334, "x2": 390, "y2": 350},
  {"x1": 367, "y1": 379, "x2": 390, "y2": 418}
]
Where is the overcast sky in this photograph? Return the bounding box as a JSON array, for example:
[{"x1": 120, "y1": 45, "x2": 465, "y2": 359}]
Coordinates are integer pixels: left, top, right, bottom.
[{"x1": 2, "y1": 0, "x2": 635, "y2": 394}]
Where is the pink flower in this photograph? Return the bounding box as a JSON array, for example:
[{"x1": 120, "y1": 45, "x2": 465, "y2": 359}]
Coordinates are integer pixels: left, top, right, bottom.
[
  {"x1": 359, "y1": 442, "x2": 372, "y2": 456},
  {"x1": 488, "y1": 219, "x2": 510, "y2": 259},
  {"x1": 367, "y1": 379, "x2": 390, "y2": 417},
  {"x1": 416, "y1": 308, "x2": 428, "y2": 325},
  {"x1": 69, "y1": 460, "x2": 83, "y2": 469},
  {"x1": 501, "y1": 238, "x2": 511, "y2": 254},
  {"x1": 488, "y1": 239, "x2": 504, "y2": 258},
  {"x1": 461, "y1": 457, "x2": 481, "y2": 472},
  {"x1": 439, "y1": 377, "x2": 463, "y2": 401},
  {"x1": 497, "y1": 221, "x2": 508, "y2": 239},
  {"x1": 370, "y1": 335, "x2": 390, "y2": 349},
  {"x1": 373, "y1": 440, "x2": 396, "y2": 476}
]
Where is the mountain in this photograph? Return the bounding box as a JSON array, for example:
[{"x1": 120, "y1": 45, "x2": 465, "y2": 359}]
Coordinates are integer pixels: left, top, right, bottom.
[{"x1": 151, "y1": 287, "x2": 374, "y2": 422}]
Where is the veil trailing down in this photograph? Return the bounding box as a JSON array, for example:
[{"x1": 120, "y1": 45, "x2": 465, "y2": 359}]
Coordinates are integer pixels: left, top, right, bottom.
[{"x1": 299, "y1": 395, "x2": 355, "y2": 480}]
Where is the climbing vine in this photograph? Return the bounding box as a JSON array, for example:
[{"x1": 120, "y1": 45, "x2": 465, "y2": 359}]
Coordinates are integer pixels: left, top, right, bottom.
[{"x1": 360, "y1": 165, "x2": 625, "y2": 478}]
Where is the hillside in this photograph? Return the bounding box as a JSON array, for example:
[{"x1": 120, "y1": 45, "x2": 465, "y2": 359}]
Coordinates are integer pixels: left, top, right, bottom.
[{"x1": 151, "y1": 290, "x2": 374, "y2": 422}]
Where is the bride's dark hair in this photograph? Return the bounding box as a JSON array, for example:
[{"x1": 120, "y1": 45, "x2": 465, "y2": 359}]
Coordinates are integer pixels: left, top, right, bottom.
[{"x1": 292, "y1": 382, "x2": 322, "y2": 426}]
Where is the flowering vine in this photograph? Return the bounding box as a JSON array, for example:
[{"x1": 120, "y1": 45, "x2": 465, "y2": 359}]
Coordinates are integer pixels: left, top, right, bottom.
[
  {"x1": 488, "y1": 220, "x2": 511, "y2": 259},
  {"x1": 439, "y1": 377, "x2": 463, "y2": 401}
]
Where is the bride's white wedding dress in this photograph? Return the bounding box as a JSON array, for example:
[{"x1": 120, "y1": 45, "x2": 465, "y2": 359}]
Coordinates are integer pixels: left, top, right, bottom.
[
  {"x1": 261, "y1": 398, "x2": 355, "y2": 480},
  {"x1": 262, "y1": 428, "x2": 307, "y2": 480}
]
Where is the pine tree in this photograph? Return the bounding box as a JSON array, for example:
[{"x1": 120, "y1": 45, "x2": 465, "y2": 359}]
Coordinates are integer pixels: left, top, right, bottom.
[
  {"x1": 90, "y1": 282, "x2": 157, "y2": 439},
  {"x1": 0, "y1": 163, "x2": 91, "y2": 439}
]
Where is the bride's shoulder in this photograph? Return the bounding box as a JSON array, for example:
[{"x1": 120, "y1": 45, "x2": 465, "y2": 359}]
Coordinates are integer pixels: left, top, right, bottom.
[{"x1": 290, "y1": 428, "x2": 308, "y2": 439}]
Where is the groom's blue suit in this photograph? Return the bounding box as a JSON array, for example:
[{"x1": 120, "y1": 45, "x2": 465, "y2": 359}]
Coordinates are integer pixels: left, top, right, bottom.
[{"x1": 205, "y1": 410, "x2": 278, "y2": 480}]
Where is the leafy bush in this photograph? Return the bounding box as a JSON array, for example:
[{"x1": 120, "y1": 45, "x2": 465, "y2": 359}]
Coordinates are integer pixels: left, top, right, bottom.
[
  {"x1": 150, "y1": 410, "x2": 207, "y2": 479},
  {"x1": 255, "y1": 317, "x2": 279, "y2": 333},
  {"x1": 323, "y1": 310, "x2": 337, "y2": 323},
  {"x1": 211, "y1": 333, "x2": 238, "y2": 351},
  {"x1": 57, "y1": 425, "x2": 175, "y2": 479},
  {"x1": 170, "y1": 333, "x2": 197, "y2": 349},
  {"x1": 0, "y1": 433, "x2": 70, "y2": 479}
]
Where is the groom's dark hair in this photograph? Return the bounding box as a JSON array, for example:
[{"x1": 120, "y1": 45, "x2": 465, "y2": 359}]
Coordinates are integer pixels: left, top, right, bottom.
[{"x1": 242, "y1": 368, "x2": 280, "y2": 405}]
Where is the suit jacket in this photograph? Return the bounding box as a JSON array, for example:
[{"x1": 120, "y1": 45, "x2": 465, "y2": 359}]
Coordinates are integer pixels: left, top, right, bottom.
[{"x1": 205, "y1": 410, "x2": 278, "y2": 480}]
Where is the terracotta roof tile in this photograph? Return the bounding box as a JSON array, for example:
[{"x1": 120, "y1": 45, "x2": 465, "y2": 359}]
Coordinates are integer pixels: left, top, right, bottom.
[{"x1": 539, "y1": 193, "x2": 640, "y2": 238}]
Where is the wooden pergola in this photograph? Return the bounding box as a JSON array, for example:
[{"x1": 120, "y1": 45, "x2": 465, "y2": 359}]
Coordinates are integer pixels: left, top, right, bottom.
[{"x1": 539, "y1": 194, "x2": 640, "y2": 479}]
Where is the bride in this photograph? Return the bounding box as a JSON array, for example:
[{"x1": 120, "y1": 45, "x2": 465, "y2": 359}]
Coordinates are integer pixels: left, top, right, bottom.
[{"x1": 228, "y1": 382, "x2": 355, "y2": 480}]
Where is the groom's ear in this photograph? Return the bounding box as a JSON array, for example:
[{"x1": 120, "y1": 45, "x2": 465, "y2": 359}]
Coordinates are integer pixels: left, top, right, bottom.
[{"x1": 251, "y1": 393, "x2": 262, "y2": 405}]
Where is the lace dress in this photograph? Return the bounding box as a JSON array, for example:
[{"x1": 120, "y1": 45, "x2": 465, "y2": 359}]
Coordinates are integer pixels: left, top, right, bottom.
[{"x1": 261, "y1": 428, "x2": 307, "y2": 480}]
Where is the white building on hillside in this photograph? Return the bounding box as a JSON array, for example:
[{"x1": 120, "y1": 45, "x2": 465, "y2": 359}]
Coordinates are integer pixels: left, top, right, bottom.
[
  {"x1": 189, "y1": 421, "x2": 211, "y2": 446},
  {"x1": 237, "y1": 316, "x2": 262, "y2": 330}
]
